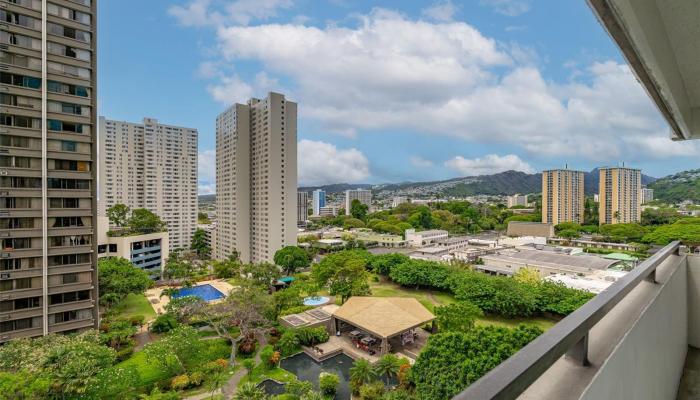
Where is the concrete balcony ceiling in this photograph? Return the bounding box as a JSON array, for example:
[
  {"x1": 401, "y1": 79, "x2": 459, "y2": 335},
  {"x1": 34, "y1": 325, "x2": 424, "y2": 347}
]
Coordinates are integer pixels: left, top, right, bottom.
[{"x1": 588, "y1": 0, "x2": 700, "y2": 140}]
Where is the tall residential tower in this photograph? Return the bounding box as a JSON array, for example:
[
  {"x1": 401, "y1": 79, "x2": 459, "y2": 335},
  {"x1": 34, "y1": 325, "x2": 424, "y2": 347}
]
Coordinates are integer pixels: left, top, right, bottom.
[
  {"x1": 345, "y1": 189, "x2": 371, "y2": 215},
  {"x1": 599, "y1": 167, "x2": 641, "y2": 225},
  {"x1": 215, "y1": 92, "x2": 297, "y2": 263},
  {"x1": 542, "y1": 169, "x2": 585, "y2": 225},
  {"x1": 98, "y1": 117, "x2": 198, "y2": 250},
  {"x1": 312, "y1": 189, "x2": 325, "y2": 216},
  {"x1": 0, "y1": 0, "x2": 98, "y2": 342}
]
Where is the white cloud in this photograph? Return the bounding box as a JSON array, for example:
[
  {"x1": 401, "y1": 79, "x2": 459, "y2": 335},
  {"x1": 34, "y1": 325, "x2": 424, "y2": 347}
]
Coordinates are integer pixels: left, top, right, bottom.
[
  {"x1": 479, "y1": 0, "x2": 531, "y2": 16},
  {"x1": 445, "y1": 154, "x2": 535, "y2": 176},
  {"x1": 422, "y1": 1, "x2": 458, "y2": 22},
  {"x1": 185, "y1": 8, "x2": 681, "y2": 165},
  {"x1": 410, "y1": 156, "x2": 434, "y2": 168},
  {"x1": 169, "y1": 0, "x2": 293, "y2": 27},
  {"x1": 298, "y1": 140, "x2": 370, "y2": 186},
  {"x1": 198, "y1": 149, "x2": 216, "y2": 194}
]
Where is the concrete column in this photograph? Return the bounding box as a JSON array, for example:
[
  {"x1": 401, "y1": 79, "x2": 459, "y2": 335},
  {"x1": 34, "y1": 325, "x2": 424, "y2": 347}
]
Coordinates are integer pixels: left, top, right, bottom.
[{"x1": 381, "y1": 337, "x2": 388, "y2": 355}]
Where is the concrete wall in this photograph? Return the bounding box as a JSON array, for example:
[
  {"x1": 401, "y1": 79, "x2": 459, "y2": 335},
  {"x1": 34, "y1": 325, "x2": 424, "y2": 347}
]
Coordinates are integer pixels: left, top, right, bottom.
[
  {"x1": 579, "y1": 256, "x2": 688, "y2": 400},
  {"x1": 686, "y1": 255, "x2": 700, "y2": 347}
]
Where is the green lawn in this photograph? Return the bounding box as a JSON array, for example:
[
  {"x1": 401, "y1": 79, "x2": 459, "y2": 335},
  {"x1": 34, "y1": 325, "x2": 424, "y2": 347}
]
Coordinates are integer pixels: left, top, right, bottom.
[
  {"x1": 239, "y1": 363, "x2": 297, "y2": 385},
  {"x1": 110, "y1": 293, "x2": 157, "y2": 322},
  {"x1": 368, "y1": 278, "x2": 558, "y2": 331}
]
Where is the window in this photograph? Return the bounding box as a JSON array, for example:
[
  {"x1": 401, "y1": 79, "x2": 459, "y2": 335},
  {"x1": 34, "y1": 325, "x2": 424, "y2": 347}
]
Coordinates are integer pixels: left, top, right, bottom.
[
  {"x1": 47, "y1": 80, "x2": 89, "y2": 97},
  {"x1": 0, "y1": 114, "x2": 41, "y2": 129},
  {"x1": 2, "y1": 238, "x2": 31, "y2": 250},
  {"x1": 49, "y1": 198, "x2": 79, "y2": 209},
  {"x1": 2, "y1": 198, "x2": 32, "y2": 209},
  {"x1": 47, "y1": 62, "x2": 90, "y2": 79},
  {"x1": 48, "y1": 253, "x2": 90, "y2": 266},
  {"x1": 61, "y1": 141, "x2": 77, "y2": 152},
  {"x1": 47, "y1": 3, "x2": 91, "y2": 25},
  {"x1": 0, "y1": 317, "x2": 37, "y2": 333},
  {"x1": 49, "y1": 290, "x2": 90, "y2": 305},
  {"x1": 47, "y1": 178, "x2": 90, "y2": 190},
  {"x1": 109, "y1": 244, "x2": 117, "y2": 252},
  {"x1": 0, "y1": 72, "x2": 41, "y2": 89},
  {"x1": 0, "y1": 156, "x2": 32, "y2": 168},
  {"x1": 0, "y1": 52, "x2": 41, "y2": 70},
  {"x1": 62, "y1": 273, "x2": 78, "y2": 284},
  {"x1": 52, "y1": 217, "x2": 84, "y2": 228},
  {"x1": 0, "y1": 218, "x2": 34, "y2": 229}
]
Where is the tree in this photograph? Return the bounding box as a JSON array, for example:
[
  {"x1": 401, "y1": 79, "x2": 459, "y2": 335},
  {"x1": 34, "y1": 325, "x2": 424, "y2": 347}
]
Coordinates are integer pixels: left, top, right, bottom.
[
  {"x1": 642, "y1": 218, "x2": 700, "y2": 245},
  {"x1": 274, "y1": 246, "x2": 311, "y2": 275},
  {"x1": 242, "y1": 359, "x2": 255, "y2": 376},
  {"x1": 198, "y1": 212, "x2": 211, "y2": 224},
  {"x1": 107, "y1": 203, "x2": 130, "y2": 227},
  {"x1": 101, "y1": 319, "x2": 137, "y2": 350},
  {"x1": 374, "y1": 354, "x2": 402, "y2": 385},
  {"x1": 311, "y1": 250, "x2": 371, "y2": 303},
  {"x1": 513, "y1": 267, "x2": 540, "y2": 285},
  {"x1": 350, "y1": 199, "x2": 369, "y2": 221},
  {"x1": 190, "y1": 284, "x2": 273, "y2": 367},
  {"x1": 435, "y1": 301, "x2": 483, "y2": 332},
  {"x1": 129, "y1": 208, "x2": 166, "y2": 233},
  {"x1": 234, "y1": 383, "x2": 267, "y2": 400},
  {"x1": 163, "y1": 249, "x2": 198, "y2": 283},
  {"x1": 98, "y1": 257, "x2": 153, "y2": 300},
  {"x1": 558, "y1": 229, "x2": 581, "y2": 239},
  {"x1": 212, "y1": 256, "x2": 240, "y2": 279},
  {"x1": 143, "y1": 326, "x2": 202, "y2": 376},
  {"x1": 319, "y1": 372, "x2": 340, "y2": 395},
  {"x1": 350, "y1": 358, "x2": 377, "y2": 394},
  {"x1": 190, "y1": 228, "x2": 211, "y2": 259},
  {"x1": 411, "y1": 326, "x2": 543, "y2": 399},
  {"x1": 242, "y1": 262, "x2": 282, "y2": 288}
]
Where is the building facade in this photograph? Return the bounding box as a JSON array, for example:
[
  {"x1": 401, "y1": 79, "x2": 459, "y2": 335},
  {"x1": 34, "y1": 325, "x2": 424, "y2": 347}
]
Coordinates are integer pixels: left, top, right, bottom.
[
  {"x1": 215, "y1": 92, "x2": 297, "y2": 263},
  {"x1": 345, "y1": 189, "x2": 371, "y2": 215},
  {"x1": 312, "y1": 189, "x2": 325, "y2": 216},
  {"x1": 0, "y1": 0, "x2": 98, "y2": 342},
  {"x1": 98, "y1": 117, "x2": 198, "y2": 250},
  {"x1": 599, "y1": 167, "x2": 642, "y2": 225},
  {"x1": 405, "y1": 229, "x2": 449, "y2": 247},
  {"x1": 507, "y1": 194, "x2": 528, "y2": 208},
  {"x1": 641, "y1": 187, "x2": 654, "y2": 204},
  {"x1": 96, "y1": 218, "x2": 169, "y2": 279},
  {"x1": 542, "y1": 169, "x2": 585, "y2": 225},
  {"x1": 392, "y1": 196, "x2": 408, "y2": 208},
  {"x1": 297, "y1": 191, "x2": 308, "y2": 225}
]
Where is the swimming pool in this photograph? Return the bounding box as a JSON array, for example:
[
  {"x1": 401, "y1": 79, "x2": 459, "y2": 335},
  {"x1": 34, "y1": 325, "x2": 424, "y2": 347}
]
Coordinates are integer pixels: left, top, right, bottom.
[
  {"x1": 171, "y1": 284, "x2": 225, "y2": 302},
  {"x1": 303, "y1": 296, "x2": 330, "y2": 306}
]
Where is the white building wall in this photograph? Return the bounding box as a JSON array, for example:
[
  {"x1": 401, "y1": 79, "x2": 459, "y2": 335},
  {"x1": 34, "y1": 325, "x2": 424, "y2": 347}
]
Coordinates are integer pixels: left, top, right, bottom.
[
  {"x1": 99, "y1": 117, "x2": 197, "y2": 250},
  {"x1": 345, "y1": 189, "x2": 372, "y2": 215}
]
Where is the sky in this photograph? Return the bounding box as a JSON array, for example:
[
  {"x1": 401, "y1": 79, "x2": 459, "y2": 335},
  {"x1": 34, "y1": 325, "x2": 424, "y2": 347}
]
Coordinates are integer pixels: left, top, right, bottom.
[{"x1": 99, "y1": 0, "x2": 700, "y2": 194}]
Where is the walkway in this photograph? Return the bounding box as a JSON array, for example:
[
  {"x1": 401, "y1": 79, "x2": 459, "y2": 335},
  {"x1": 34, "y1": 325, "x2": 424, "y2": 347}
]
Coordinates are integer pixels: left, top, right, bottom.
[{"x1": 219, "y1": 332, "x2": 268, "y2": 399}]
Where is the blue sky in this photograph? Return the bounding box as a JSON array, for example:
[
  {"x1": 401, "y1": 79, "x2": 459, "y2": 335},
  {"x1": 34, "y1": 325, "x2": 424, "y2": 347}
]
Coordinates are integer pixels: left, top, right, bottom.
[{"x1": 99, "y1": 0, "x2": 699, "y2": 194}]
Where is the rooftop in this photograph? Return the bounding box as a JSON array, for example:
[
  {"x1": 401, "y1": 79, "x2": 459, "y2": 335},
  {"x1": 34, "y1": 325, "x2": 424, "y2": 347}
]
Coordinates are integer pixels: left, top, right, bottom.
[
  {"x1": 483, "y1": 249, "x2": 620, "y2": 271},
  {"x1": 332, "y1": 297, "x2": 435, "y2": 339}
]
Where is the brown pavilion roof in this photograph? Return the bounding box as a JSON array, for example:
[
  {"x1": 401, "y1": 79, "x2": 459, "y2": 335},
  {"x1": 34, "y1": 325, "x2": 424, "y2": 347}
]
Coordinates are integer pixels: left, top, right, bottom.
[{"x1": 332, "y1": 297, "x2": 435, "y2": 339}]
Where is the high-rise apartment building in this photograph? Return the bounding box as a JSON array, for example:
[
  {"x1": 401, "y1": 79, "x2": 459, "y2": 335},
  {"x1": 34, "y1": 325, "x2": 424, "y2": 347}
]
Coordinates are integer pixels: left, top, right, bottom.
[
  {"x1": 0, "y1": 0, "x2": 97, "y2": 342},
  {"x1": 641, "y1": 187, "x2": 654, "y2": 204},
  {"x1": 215, "y1": 92, "x2": 297, "y2": 263},
  {"x1": 507, "y1": 194, "x2": 529, "y2": 208},
  {"x1": 297, "y1": 191, "x2": 308, "y2": 225},
  {"x1": 98, "y1": 117, "x2": 198, "y2": 250},
  {"x1": 312, "y1": 189, "x2": 325, "y2": 216},
  {"x1": 345, "y1": 189, "x2": 371, "y2": 215},
  {"x1": 542, "y1": 169, "x2": 585, "y2": 225},
  {"x1": 599, "y1": 167, "x2": 641, "y2": 225}
]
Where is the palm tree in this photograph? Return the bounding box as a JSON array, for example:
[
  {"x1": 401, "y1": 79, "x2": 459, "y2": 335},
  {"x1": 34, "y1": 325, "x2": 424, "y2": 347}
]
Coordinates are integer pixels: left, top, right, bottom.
[
  {"x1": 350, "y1": 358, "x2": 377, "y2": 392},
  {"x1": 374, "y1": 354, "x2": 402, "y2": 386},
  {"x1": 233, "y1": 383, "x2": 267, "y2": 400}
]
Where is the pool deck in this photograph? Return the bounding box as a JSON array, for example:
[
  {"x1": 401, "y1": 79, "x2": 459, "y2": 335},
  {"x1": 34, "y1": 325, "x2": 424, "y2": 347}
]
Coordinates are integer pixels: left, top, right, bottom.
[
  {"x1": 145, "y1": 279, "x2": 236, "y2": 315},
  {"x1": 304, "y1": 335, "x2": 416, "y2": 365}
]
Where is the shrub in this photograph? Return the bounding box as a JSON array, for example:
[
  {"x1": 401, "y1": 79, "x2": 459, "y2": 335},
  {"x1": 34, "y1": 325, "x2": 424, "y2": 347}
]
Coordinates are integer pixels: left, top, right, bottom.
[
  {"x1": 359, "y1": 381, "x2": 385, "y2": 400},
  {"x1": 115, "y1": 345, "x2": 134, "y2": 362},
  {"x1": 150, "y1": 313, "x2": 179, "y2": 333},
  {"x1": 279, "y1": 305, "x2": 314, "y2": 316},
  {"x1": 296, "y1": 327, "x2": 329, "y2": 346},
  {"x1": 277, "y1": 330, "x2": 301, "y2": 356},
  {"x1": 319, "y1": 372, "x2": 340, "y2": 395},
  {"x1": 242, "y1": 359, "x2": 256, "y2": 376},
  {"x1": 170, "y1": 374, "x2": 190, "y2": 391},
  {"x1": 129, "y1": 315, "x2": 145, "y2": 326},
  {"x1": 286, "y1": 379, "x2": 314, "y2": 397},
  {"x1": 204, "y1": 358, "x2": 228, "y2": 373},
  {"x1": 260, "y1": 345, "x2": 276, "y2": 369},
  {"x1": 189, "y1": 371, "x2": 204, "y2": 386},
  {"x1": 238, "y1": 337, "x2": 257, "y2": 355}
]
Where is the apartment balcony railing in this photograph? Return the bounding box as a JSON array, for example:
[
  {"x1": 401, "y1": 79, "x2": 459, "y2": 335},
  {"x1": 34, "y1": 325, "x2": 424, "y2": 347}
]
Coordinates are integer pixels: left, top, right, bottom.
[{"x1": 455, "y1": 241, "x2": 699, "y2": 400}]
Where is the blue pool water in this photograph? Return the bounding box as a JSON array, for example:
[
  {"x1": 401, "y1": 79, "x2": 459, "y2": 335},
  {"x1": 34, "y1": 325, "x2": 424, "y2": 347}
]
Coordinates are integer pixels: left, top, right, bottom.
[
  {"x1": 303, "y1": 296, "x2": 330, "y2": 306},
  {"x1": 171, "y1": 284, "x2": 225, "y2": 302}
]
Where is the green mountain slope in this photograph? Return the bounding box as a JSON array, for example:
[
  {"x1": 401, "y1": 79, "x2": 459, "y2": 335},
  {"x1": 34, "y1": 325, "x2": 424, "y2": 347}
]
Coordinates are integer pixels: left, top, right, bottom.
[{"x1": 649, "y1": 169, "x2": 700, "y2": 203}]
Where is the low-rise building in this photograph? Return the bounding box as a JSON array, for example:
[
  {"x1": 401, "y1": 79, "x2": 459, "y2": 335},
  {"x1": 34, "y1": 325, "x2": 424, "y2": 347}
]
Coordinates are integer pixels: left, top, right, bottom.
[
  {"x1": 480, "y1": 249, "x2": 621, "y2": 278},
  {"x1": 434, "y1": 236, "x2": 471, "y2": 252},
  {"x1": 405, "y1": 229, "x2": 449, "y2": 247},
  {"x1": 318, "y1": 206, "x2": 340, "y2": 217},
  {"x1": 546, "y1": 238, "x2": 640, "y2": 252},
  {"x1": 392, "y1": 196, "x2": 408, "y2": 208},
  {"x1": 353, "y1": 230, "x2": 407, "y2": 248},
  {"x1": 507, "y1": 222, "x2": 555, "y2": 238},
  {"x1": 97, "y1": 217, "x2": 170, "y2": 279}
]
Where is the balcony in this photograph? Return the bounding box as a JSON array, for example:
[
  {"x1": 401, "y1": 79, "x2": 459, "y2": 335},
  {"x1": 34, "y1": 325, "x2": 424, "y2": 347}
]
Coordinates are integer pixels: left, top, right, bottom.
[{"x1": 454, "y1": 242, "x2": 700, "y2": 400}]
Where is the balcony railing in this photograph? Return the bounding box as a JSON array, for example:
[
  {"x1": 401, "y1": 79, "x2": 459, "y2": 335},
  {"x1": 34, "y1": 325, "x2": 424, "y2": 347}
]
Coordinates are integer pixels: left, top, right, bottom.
[{"x1": 454, "y1": 241, "x2": 685, "y2": 400}]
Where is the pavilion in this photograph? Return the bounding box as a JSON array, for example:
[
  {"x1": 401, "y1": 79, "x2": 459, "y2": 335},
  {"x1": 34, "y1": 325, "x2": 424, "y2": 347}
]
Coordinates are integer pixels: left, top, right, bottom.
[{"x1": 332, "y1": 297, "x2": 435, "y2": 355}]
